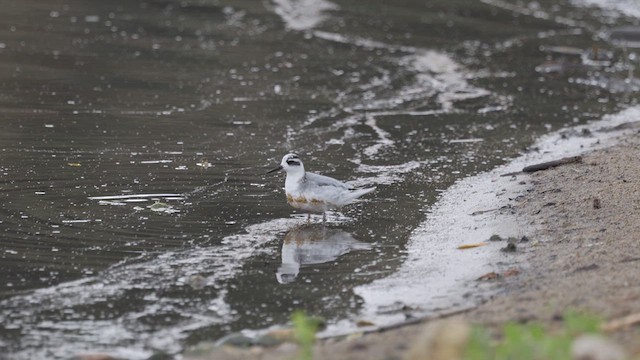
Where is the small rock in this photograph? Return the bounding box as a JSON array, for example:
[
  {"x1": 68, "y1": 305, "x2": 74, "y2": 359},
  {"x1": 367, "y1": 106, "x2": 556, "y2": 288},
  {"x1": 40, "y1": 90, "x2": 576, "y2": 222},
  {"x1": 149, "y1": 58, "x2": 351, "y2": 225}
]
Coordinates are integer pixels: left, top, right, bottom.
[
  {"x1": 266, "y1": 329, "x2": 294, "y2": 340},
  {"x1": 593, "y1": 198, "x2": 601, "y2": 209},
  {"x1": 254, "y1": 335, "x2": 285, "y2": 347},
  {"x1": 256, "y1": 328, "x2": 295, "y2": 346},
  {"x1": 214, "y1": 333, "x2": 255, "y2": 348},
  {"x1": 488, "y1": 235, "x2": 503, "y2": 242},
  {"x1": 501, "y1": 243, "x2": 517, "y2": 252},
  {"x1": 575, "y1": 264, "x2": 599, "y2": 272},
  {"x1": 404, "y1": 319, "x2": 470, "y2": 360},
  {"x1": 520, "y1": 236, "x2": 530, "y2": 243},
  {"x1": 571, "y1": 334, "x2": 626, "y2": 360},
  {"x1": 349, "y1": 341, "x2": 369, "y2": 351}
]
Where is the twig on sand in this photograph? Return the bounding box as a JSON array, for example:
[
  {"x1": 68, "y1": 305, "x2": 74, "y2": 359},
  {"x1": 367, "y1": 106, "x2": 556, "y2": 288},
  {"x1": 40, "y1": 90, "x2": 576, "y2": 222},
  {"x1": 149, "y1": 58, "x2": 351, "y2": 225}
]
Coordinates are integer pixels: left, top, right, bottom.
[
  {"x1": 602, "y1": 313, "x2": 640, "y2": 332},
  {"x1": 522, "y1": 156, "x2": 582, "y2": 173},
  {"x1": 471, "y1": 205, "x2": 514, "y2": 216},
  {"x1": 501, "y1": 156, "x2": 582, "y2": 177},
  {"x1": 316, "y1": 306, "x2": 476, "y2": 340}
]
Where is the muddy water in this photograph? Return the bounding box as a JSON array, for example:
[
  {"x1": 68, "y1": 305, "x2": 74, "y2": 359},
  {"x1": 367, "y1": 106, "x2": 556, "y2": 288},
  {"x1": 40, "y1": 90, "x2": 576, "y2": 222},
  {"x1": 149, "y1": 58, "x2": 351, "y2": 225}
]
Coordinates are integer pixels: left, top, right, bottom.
[{"x1": 0, "y1": 0, "x2": 637, "y2": 358}]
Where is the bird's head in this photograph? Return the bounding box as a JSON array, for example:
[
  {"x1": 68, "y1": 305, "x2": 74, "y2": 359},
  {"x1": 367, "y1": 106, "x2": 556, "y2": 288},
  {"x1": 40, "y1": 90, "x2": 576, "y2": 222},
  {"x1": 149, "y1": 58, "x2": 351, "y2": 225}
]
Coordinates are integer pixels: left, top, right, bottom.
[{"x1": 267, "y1": 153, "x2": 305, "y2": 175}]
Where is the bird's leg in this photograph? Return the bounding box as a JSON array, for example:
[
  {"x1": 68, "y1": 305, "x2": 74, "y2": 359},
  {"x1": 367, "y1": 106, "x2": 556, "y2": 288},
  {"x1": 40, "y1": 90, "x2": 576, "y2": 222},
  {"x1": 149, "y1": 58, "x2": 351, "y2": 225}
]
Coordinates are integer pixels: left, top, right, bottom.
[
  {"x1": 307, "y1": 213, "x2": 311, "y2": 223},
  {"x1": 322, "y1": 212, "x2": 326, "y2": 223}
]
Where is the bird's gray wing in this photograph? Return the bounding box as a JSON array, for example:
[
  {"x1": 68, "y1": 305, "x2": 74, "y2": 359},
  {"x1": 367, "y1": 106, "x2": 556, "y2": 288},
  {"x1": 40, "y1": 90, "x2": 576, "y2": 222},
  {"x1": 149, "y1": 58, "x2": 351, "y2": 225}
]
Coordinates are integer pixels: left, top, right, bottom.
[{"x1": 305, "y1": 172, "x2": 349, "y2": 190}]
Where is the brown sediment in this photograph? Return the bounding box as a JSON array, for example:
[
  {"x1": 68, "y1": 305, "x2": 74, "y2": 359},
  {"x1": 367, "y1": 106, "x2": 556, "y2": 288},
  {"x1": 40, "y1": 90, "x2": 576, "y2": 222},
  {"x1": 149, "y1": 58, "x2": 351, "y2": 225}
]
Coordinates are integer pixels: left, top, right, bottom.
[{"x1": 286, "y1": 194, "x2": 325, "y2": 205}]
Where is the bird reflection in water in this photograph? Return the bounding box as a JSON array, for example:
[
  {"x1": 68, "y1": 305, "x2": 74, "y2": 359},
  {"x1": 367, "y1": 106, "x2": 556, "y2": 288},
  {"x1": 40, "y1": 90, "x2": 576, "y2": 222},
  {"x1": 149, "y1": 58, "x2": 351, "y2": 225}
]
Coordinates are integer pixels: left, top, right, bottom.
[{"x1": 276, "y1": 224, "x2": 372, "y2": 284}]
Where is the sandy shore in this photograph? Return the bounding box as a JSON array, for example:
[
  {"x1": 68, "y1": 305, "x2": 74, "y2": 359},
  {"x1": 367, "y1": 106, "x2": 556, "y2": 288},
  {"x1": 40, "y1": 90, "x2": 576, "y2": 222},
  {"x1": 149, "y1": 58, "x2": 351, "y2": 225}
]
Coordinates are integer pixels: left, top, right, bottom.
[
  {"x1": 469, "y1": 130, "x2": 640, "y2": 351},
  {"x1": 184, "y1": 126, "x2": 640, "y2": 360}
]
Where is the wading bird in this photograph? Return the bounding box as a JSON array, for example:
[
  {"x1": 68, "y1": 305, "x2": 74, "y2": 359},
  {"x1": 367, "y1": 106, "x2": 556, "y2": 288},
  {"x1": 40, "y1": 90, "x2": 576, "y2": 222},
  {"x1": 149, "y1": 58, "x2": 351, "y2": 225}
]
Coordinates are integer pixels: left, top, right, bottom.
[{"x1": 267, "y1": 153, "x2": 375, "y2": 222}]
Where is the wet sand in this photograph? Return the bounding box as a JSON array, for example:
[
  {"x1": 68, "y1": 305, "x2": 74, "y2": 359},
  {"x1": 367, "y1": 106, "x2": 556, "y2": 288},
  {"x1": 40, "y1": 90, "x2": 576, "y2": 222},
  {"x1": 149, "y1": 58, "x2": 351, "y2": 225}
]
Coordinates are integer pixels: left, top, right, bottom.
[{"x1": 185, "y1": 127, "x2": 640, "y2": 359}]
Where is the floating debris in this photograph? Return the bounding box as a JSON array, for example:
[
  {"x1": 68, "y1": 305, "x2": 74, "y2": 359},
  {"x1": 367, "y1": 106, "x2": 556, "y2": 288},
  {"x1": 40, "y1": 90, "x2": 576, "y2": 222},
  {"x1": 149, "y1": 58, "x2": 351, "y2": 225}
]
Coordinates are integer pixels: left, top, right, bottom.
[
  {"x1": 97, "y1": 200, "x2": 127, "y2": 206},
  {"x1": 84, "y1": 15, "x2": 100, "y2": 23},
  {"x1": 605, "y1": 26, "x2": 640, "y2": 48},
  {"x1": 540, "y1": 45, "x2": 584, "y2": 56},
  {"x1": 148, "y1": 201, "x2": 180, "y2": 214},
  {"x1": 62, "y1": 219, "x2": 98, "y2": 224},
  {"x1": 139, "y1": 160, "x2": 173, "y2": 164},
  {"x1": 449, "y1": 138, "x2": 484, "y2": 144},
  {"x1": 196, "y1": 159, "x2": 212, "y2": 169},
  {"x1": 356, "y1": 320, "x2": 376, "y2": 327},
  {"x1": 502, "y1": 268, "x2": 520, "y2": 277},
  {"x1": 88, "y1": 193, "x2": 182, "y2": 201},
  {"x1": 188, "y1": 275, "x2": 207, "y2": 290}
]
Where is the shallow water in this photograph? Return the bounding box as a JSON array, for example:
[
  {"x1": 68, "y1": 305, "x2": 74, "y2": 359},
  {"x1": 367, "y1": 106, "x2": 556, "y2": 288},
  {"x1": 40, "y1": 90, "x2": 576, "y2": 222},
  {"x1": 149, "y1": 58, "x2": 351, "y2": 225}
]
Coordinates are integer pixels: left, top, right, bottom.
[{"x1": 0, "y1": 0, "x2": 638, "y2": 358}]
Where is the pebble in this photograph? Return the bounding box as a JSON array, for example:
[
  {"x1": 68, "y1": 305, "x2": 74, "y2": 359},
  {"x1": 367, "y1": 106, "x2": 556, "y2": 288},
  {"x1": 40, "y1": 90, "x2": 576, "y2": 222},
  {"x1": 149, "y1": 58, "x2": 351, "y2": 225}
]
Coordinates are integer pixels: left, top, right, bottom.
[
  {"x1": 404, "y1": 319, "x2": 470, "y2": 360},
  {"x1": 571, "y1": 334, "x2": 626, "y2": 360},
  {"x1": 501, "y1": 243, "x2": 517, "y2": 252},
  {"x1": 489, "y1": 234, "x2": 503, "y2": 242}
]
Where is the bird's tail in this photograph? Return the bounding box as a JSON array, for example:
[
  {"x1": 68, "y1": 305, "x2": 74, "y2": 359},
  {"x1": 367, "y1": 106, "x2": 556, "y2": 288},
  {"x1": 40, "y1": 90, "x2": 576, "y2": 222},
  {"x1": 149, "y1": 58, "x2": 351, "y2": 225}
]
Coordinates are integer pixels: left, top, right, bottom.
[{"x1": 346, "y1": 187, "x2": 376, "y2": 203}]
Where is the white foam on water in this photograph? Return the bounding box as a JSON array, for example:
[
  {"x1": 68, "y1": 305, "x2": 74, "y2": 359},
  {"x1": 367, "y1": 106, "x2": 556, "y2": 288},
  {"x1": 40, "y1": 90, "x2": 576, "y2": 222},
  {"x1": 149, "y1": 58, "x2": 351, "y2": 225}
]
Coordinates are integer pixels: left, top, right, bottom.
[
  {"x1": 363, "y1": 114, "x2": 394, "y2": 157},
  {"x1": 272, "y1": 0, "x2": 338, "y2": 31},
  {"x1": 316, "y1": 31, "x2": 489, "y2": 115},
  {"x1": 572, "y1": 0, "x2": 640, "y2": 19},
  {"x1": 480, "y1": 0, "x2": 586, "y2": 29},
  {"x1": 403, "y1": 51, "x2": 491, "y2": 112},
  {"x1": 1, "y1": 216, "x2": 353, "y2": 359},
  {"x1": 327, "y1": 105, "x2": 640, "y2": 335},
  {"x1": 307, "y1": 31, "x2": 491, "y2": 158}
]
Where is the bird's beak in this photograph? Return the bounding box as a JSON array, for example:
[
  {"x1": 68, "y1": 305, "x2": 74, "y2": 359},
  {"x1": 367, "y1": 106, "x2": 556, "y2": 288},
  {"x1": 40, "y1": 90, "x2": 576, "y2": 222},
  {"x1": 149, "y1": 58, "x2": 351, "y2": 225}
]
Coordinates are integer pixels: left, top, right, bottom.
[{"x1": 266, "y1": 165, "x2": 283, "y2": 174}]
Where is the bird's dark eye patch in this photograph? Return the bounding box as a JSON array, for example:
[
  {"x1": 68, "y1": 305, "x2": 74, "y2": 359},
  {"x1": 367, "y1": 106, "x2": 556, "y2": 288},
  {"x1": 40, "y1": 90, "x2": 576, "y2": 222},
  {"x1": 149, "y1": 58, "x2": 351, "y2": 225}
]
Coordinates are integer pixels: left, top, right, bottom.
[{"x1": 286, "y1": 160, "x2": 300, "y2": 166}]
